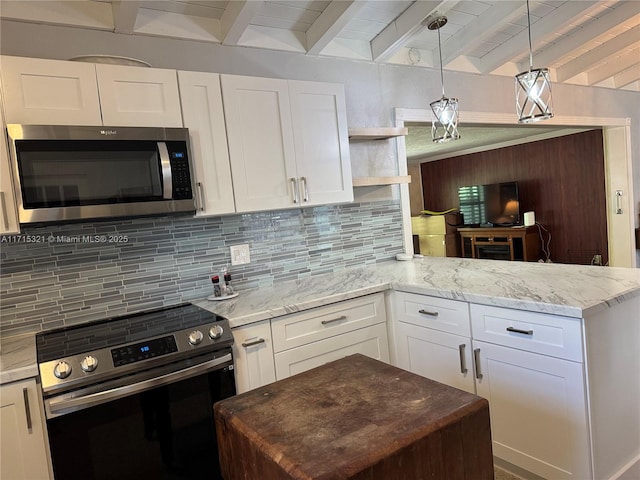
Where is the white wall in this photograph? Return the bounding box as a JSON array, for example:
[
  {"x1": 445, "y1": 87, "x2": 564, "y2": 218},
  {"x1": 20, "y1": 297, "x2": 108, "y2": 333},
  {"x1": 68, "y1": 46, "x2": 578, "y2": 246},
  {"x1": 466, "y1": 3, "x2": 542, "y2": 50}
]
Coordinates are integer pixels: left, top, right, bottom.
[{"x1": 2, "y1": 19, "x2": 639, "y2": 264}]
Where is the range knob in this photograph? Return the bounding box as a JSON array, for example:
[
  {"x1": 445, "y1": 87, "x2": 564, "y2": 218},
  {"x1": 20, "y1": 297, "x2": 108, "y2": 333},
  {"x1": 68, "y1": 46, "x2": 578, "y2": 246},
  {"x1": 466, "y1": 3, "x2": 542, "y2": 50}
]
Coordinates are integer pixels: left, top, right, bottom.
[
  {"x1": 53, "y1": 361, "x2": 72, "y2": 379},
  {"x1": 209, "y1": 325, "x2": 224, "y2": 339},
  {"x1": 80, "y1": 355, "x2": 98, "y2": 373},
  {"x1": 188, "y1": 330, "x2": 204, "y2": 345}
]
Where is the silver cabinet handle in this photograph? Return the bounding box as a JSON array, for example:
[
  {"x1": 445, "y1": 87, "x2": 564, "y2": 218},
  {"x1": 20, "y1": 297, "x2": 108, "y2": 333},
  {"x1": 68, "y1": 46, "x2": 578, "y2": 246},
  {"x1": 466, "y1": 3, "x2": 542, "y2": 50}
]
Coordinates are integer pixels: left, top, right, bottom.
[
  {"x1": 290, "y1": 178, "x2": 299, "y2": 204},
  {"x1": 506, "y1": 326, "x2": 534, "y2": 336},
  {"x1": 473, "y1": 348, "x2": 483, "y2": 379},
  {"x1": 242, "y1": 338, "x2": 266, "y2": 348},
  {"x1": 418, "y1": 309, "x2": 439, "y2": 317},
  {"x1": 458, "y1": 344, "x2": 468, "y2": 374},
  {"x1": 300, "y1": 176, "x2": 309, "y2": 202},
  {"x1": 197, "y1": 182, "x2": 205, "y2": 211},
  {"x1": 22, "y1": 387, "x2": 33, "y2": 431},
  {"x1": 0, "y1": 192, "x2": 8, "y2": 230},
  {"x1": 321, "y1": 315, "x2": 347, "y2": 325}
]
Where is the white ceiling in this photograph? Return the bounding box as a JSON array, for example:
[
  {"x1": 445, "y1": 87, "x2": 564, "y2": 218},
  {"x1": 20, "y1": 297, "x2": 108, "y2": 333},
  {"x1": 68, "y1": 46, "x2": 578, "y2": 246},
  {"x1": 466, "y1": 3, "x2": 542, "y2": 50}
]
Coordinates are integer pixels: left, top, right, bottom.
[
  {"x1": 405, "y1": 123, "x2": 597, "y2": 162},
  {"x1": 1, "y1": 0, "x2": 639, "y2": 92}
]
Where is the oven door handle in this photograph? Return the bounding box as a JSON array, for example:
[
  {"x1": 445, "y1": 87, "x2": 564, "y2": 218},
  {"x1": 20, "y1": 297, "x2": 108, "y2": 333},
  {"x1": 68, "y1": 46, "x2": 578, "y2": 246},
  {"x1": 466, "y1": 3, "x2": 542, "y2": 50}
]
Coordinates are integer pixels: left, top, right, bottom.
[{"x1": 47, "y1": 353, "x2": 232, "y2": 417}]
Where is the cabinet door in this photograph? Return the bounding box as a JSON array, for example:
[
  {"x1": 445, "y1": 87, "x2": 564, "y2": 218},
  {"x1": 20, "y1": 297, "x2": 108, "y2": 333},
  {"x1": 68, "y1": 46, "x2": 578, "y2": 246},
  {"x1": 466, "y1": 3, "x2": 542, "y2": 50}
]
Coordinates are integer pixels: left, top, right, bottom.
[
  {"x1": 221, "y1": 74, "x2": 297, "y2": 212},
  {"x1": 0, "y1": 102, "x2": 19, "y2": 234},
  {"x1": 0, "y1": 378, "x2": 51, "y2": 480},
  {"x1": 288, "y1": 80, "x2": 352, "y2": 206},
  {"x1": 231, "y1": 320, "x2": 277, "y2": 394},
  {"x1": 96, "y1": 64, "x2": 183, "y2": 127},
  {"x1": 178, "y1": 71, "x2": 235, "y2": 215},
  {"x1": 474, "y1": 341, "x2": 590, "y2": 479},
  {"x1": 395, "y1": 322, "x2": 475, "y2": 394},
  {"x1": 0, "y1": 55, "x2": 102, "y2": 125},
  {"x1": 274, "y1": 323, "x2": 390, "y2": 380}
]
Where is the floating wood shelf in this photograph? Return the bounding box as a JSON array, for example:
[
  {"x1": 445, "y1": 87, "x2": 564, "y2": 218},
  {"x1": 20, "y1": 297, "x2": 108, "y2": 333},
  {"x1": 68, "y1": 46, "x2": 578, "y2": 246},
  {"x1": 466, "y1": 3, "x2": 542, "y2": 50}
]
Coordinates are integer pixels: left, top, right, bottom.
[
  {"x1": 348, "y1": 127, "x2": 408, "y2": 140},
  {"x1": 352, "y1": 175, "x2": 411, "y2": 187}
]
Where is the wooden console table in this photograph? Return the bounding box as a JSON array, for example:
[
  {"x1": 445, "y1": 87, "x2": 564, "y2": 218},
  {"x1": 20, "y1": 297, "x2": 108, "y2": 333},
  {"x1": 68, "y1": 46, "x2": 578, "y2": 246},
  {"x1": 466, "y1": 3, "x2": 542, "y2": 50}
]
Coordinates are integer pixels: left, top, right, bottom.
[
  {"x1": 214, "y1": 354, "x2": 493, "y2": 480},
  {"x1": 459, "y1": 226, "x2": 540, "y2": 262}
]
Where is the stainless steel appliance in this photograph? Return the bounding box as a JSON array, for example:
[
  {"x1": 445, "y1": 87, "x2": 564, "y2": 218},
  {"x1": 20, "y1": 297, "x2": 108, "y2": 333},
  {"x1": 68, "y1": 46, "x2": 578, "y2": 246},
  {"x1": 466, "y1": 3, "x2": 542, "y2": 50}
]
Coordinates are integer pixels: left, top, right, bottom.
[
  {"x1": 6, "y1": 124, "x2": 196, "y2": 224},
  {"x1": 36, "y1": 303, "x2": 236, "y2": 480}
]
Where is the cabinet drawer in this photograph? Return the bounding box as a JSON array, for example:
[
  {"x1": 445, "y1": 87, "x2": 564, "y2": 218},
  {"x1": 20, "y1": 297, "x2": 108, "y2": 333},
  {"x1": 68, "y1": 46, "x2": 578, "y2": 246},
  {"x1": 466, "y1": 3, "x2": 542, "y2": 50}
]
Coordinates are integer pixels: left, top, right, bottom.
[
  {"x1": 392, "y1": 292, "x2": 470, "y2": 336},
  {"x1": 274, "y1": 323, "x2": 390, "y2": 380},
  {"x1": 470, "y1": 304, "x2": 583, "y2": 361},
  {"x1": 271, "y1": 293, "x2": 385, "y2": 353}
]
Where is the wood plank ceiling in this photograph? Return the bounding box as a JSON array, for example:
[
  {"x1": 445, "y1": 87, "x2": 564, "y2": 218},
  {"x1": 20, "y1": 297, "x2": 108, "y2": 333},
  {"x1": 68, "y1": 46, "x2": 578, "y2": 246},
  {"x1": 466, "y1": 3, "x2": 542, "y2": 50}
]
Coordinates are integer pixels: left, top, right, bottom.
[{"x1": 1, "y1": 0, "x2": 639, "y2": 92}]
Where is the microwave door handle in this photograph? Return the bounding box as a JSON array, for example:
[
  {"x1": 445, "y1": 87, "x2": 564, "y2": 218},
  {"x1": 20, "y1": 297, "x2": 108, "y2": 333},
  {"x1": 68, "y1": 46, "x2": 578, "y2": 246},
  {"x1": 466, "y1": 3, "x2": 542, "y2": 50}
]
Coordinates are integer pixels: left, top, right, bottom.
[{"x1": 158, "y1": 142, "x2": 172, "y2": 200}]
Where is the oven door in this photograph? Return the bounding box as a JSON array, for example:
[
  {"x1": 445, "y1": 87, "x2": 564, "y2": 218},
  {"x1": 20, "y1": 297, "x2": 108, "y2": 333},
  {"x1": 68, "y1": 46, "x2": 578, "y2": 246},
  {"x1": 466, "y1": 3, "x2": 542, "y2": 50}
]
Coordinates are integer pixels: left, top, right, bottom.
[{"x1": 45, "y1": 350, "x2": 235, "y2": 480}]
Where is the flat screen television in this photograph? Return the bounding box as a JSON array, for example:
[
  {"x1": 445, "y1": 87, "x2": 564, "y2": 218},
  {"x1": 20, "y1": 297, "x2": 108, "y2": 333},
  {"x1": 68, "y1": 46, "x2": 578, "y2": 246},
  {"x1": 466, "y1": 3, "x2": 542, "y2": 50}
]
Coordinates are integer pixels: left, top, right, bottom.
[{"x1": 458, "y1": 181, "x2": 521, "y2": 227}]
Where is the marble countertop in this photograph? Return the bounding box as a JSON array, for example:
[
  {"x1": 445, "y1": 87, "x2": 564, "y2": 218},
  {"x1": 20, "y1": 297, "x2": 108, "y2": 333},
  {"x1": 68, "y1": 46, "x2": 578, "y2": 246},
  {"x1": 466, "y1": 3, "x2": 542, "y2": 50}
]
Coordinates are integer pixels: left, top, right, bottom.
[
  {"x1": 3, "y1": 256, "x2": 640, "y2": 385},
  {"x1": 194, "y1": 256, "x2": 640, "y2": 327}
]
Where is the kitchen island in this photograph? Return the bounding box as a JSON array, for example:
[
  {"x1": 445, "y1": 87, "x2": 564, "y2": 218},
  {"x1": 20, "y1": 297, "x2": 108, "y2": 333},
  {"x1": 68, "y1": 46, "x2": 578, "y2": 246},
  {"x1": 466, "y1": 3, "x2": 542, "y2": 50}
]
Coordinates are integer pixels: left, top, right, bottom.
[{"x1": 1, "y1": 256, "x2": 639, "y2": 480}]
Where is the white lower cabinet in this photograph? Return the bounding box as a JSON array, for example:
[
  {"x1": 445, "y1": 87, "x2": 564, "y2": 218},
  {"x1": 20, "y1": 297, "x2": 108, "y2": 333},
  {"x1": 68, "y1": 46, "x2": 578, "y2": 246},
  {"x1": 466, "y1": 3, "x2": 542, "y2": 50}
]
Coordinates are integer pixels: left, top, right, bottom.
[
  {"x1": 394, "y1": 321, "x2": 474, "y2": 394},
  {"x1": 391, "y1": 293, "x2": 594, "y2": 479},
  {"x1": 474, "y1": 340, "x2": 590, "y2": 479},
  {"x1": 0, "y1": 378, "x2": 52, "y2": 480},
  {"x1": 392, "y1": 292, "x2": 474, "y2": 393},
  {"x1": 272, "y1": 293, "x2": 389, "y2": 380},
  {"x1": 231, "y1": 320, "x2": 276, "y2": 394}
]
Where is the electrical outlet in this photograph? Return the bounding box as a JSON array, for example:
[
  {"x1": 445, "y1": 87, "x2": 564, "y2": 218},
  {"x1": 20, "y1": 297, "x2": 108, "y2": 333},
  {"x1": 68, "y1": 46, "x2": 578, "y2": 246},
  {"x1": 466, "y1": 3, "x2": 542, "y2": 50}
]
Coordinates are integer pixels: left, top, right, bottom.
[{"x1": 230, "y1": 244, "x2": 250, "y2": 266}]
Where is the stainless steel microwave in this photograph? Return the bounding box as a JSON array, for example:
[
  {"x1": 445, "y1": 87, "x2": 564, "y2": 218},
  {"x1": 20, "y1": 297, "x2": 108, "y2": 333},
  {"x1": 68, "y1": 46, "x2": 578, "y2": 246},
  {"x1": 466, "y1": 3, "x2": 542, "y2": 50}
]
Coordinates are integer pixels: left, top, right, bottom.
[{"x1": 6, "y1": 124, "x2": 196, "y2": 224}]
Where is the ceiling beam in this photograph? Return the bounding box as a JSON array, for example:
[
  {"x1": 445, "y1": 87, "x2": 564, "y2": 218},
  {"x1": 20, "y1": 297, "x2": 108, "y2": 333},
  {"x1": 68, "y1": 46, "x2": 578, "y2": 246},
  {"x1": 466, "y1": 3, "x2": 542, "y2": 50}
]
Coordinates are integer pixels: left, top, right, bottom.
[
  {"x1": 532, "y1": 2, "x2": 640, "y2": 69},
  {"x1": 441, "y1": 2, "x2": 524, "y2": 66},
  {"x1": 306, "y1": 0, "x2": 366, "y2": 55},
  {"x1": 477, "y1": 1, "x2": 597, "y2": 74},
  {"x1": 220, "y1": 0, "x2": 264, "y2": 46},
  {"x1": 614, "y1": 64, "x2": 640, "y2": 88},
  {"x1": 587, "y1": 47, "x2": 640, "y2": 85},
  {"x1": 556, "y1": 24, "x2": 640, "y2": 82},
  {"x1": 370, "y1": 0, "x2": 454, "y2": 62},
  {"x1": 112, "y1": 0, "x2": 140, "y2": 34}
]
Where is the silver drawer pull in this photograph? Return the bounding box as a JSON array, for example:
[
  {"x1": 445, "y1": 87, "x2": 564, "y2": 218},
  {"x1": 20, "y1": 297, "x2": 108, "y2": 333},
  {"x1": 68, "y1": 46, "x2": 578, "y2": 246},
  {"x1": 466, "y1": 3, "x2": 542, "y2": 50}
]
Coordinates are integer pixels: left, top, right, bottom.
[
  {"x1": 506, "y1": 326, "x2": 534, "y2": 336},
  {"x1": 290, "y1": 178, "x2": 299, "y2": 204},
  {"x1": 242, "y1": 338, "x2": 266, "y2": 348},
  {"x1": 458, "y1": 344, "x2": 468, "y2": 374},
  {"x1": 321, "y1": 315, "x2": 347, "y2": 325},
  {"x1": 473, "y1": 348, "x2": 483, "y2": 379},
  {"x1": 418, "y1": 309, "x2": 439, "y2": 317},
  {"x1": 23, "y1": 388, "x2": 33, "y2": 431},
  {"x1": 197, "y1": 182, "x2": 205, "y2": 211}
]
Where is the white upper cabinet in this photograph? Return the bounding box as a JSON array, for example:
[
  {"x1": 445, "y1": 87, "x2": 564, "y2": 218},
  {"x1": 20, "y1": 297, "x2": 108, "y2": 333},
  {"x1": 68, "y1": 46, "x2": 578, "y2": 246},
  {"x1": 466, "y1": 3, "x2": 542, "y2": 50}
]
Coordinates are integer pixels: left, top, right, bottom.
[
  {"x1": 96, "y1": 64, "x2": 182, "y2": 127},
  {"x1": 0, "y1": 55, "x2": 102, "y2": 125},
  {"x1": 221, "y1": 74, "x2": 297, "y2": 212},
  {"x1": 221, "y1": 74, "x2": 352, "y2": 213},
  {"x1": 177, "y1": 71, "x2": 235, "y2": 215},
  {"x1": 0, "y1": 56, "x2": 183, "y2": 127},
  {"x1": 0, "y1": 94, "x2": 19, "y2": 234},
  {"x1": 288, "y1": 80, "x2": 352, "y2": 205}
]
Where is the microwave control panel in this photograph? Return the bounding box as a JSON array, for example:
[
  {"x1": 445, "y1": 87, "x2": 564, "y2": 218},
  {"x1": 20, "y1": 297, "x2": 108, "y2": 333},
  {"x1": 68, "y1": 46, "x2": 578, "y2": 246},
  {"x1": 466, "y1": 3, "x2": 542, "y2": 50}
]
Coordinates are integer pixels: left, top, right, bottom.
[{"x1": 167, "y1": 142, "x2": 193, "y2": 200}]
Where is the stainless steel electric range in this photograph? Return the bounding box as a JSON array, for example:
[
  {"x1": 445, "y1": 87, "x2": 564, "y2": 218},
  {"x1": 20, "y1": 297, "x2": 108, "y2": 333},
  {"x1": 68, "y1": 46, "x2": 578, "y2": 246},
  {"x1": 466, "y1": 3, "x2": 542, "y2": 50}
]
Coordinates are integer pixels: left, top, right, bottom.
[{"x1": 36, "y1": 302, "x2": 236, "y2": 480}]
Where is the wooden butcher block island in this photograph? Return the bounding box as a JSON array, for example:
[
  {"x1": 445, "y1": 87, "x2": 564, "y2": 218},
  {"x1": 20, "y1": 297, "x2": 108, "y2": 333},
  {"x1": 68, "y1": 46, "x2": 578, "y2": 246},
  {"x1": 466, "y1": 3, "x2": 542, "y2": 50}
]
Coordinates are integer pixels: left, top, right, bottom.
[{"x1": 214, "y1": 354, "x2": 494, "y2": 480}]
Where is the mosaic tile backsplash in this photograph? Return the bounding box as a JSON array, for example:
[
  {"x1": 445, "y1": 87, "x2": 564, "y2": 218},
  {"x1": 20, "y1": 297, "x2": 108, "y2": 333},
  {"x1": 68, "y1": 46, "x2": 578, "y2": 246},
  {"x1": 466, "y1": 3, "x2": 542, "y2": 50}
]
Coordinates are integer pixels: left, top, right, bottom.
[{"x1": 0, "y1": 200, "x2": 403, "y2": 336}]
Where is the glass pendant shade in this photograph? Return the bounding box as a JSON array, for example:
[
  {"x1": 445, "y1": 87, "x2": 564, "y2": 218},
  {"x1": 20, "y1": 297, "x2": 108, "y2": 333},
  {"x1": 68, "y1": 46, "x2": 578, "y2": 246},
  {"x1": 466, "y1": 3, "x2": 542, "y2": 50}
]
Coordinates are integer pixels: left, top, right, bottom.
[
  {"x1": 515, "y1": 67, "x2": 553, "y2": 123},
  {"x1": 515, "y1": 0, "x2": 553, "y2": 123},
  {"x1": 430, "y1": 96, "x2": 460, "y2": 143},
  {"x1": 424, "y1": 13, "x2": 460, "y2": 143}
]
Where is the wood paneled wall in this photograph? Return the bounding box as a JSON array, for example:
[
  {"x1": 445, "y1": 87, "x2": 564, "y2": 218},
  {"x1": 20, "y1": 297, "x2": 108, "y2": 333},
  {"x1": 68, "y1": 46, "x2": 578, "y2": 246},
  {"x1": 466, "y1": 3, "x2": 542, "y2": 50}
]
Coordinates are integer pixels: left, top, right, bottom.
[{"x1": 420, "y1": 130, "x2": 608, "y2": 265}]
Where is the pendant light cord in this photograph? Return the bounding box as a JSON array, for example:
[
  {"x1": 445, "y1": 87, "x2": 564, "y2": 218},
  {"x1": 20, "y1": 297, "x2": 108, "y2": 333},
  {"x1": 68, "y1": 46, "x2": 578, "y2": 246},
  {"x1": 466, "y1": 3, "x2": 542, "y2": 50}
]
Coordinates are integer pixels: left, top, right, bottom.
[
  {"x1": 437, "y1": 26, "x2": 445, "y2": 97},
  {"x1": 526, "y1": 0, "x2": 533, "y2": 71}
]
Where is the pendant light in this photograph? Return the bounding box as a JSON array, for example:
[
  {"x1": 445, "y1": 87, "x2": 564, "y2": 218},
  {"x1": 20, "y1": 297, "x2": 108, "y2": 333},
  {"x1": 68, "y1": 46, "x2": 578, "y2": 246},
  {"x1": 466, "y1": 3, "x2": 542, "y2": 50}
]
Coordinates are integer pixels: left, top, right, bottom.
[
  {"x1": 424, "y1": 14, "x2": 460, "y2": 143},
  {"x1": 515, "y1": 0, "x2": 553, "y2": 123}
]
